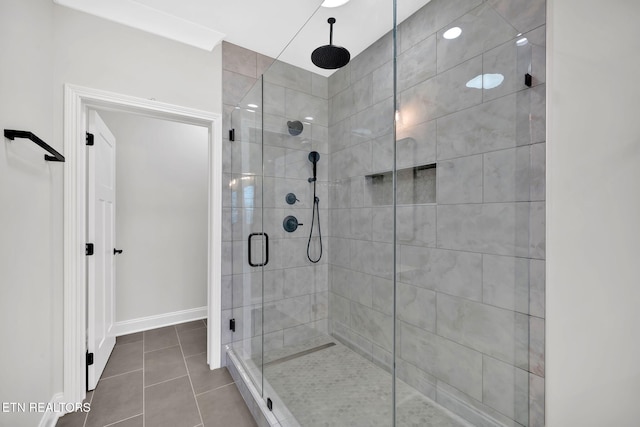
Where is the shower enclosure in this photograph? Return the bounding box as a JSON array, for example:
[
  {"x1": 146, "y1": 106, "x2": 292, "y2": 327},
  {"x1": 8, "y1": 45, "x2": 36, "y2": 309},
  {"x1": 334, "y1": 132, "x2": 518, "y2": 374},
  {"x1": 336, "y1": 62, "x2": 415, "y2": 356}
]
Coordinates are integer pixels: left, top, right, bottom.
[{"x1": 223, "y1": 0, "x2": 545, "y2": 425}]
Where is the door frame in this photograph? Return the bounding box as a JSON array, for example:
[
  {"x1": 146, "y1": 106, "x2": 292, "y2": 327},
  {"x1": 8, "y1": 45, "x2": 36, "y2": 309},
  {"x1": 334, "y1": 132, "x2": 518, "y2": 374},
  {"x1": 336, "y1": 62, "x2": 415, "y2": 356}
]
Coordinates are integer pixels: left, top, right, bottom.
[{"x1": 63, "y1": 84, "x2": 223, "y2": 405}]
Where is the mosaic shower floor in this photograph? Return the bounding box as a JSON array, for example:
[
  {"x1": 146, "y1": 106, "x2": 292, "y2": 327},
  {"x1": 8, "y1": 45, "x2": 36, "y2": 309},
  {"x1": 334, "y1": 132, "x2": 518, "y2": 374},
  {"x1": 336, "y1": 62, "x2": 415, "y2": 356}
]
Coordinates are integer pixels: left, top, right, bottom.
[{"x1": 239, "y1": 337, "x2": 473, "y2": 426}]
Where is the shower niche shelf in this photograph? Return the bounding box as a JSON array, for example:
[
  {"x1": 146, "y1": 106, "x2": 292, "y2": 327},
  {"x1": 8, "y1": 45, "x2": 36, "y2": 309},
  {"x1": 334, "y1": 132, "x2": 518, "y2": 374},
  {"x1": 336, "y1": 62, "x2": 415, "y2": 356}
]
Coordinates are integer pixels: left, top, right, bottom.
[{"x1": 366, "y1": 163, "x2": 436, "y2": 206}]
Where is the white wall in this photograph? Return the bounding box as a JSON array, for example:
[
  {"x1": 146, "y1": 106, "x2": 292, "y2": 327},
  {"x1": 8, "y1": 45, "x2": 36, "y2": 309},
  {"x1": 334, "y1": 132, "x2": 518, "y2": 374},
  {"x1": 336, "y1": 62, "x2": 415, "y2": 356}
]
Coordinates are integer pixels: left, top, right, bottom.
[
  {"x1": 0, "y1": 2, "x2": 222, "y2": 425},
  {"x1": 99, "y1": 111, "x2": 209, "y2": 323},
  {"x1": 0, "y1": 1, "x2": 60, "y2": 426},
  {"x1": 547, "y1": 1, "x2": 640, "y2": 425},
  {"x1": 52, "y1": 5, "x2": 222, "y2": 116}
]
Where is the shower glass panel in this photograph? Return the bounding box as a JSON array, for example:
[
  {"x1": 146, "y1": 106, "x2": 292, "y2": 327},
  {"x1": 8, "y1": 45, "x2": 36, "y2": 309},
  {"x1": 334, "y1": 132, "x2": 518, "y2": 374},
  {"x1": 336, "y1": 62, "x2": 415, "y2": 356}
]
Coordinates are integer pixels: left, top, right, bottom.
[
  {"x1": 394, "y1": 0, "x2": 546, "y2": 426},
  {"x1": 254, "y1": 1, "x2": 398, "y2": 425},
  {"x1": 229, "y1": 77, "x2": 265, "y2": 395},
  {"x1": 224, "y1": 0, "x2": 545, "y2": 425}
]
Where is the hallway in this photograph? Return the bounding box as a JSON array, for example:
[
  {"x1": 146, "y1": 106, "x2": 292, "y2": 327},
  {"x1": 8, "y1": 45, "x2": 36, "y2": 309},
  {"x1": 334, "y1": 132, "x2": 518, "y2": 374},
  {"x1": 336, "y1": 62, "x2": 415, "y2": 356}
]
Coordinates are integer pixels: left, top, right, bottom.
[{"x1": 56, "y1": 320, "x2": 256, "y2": 427}]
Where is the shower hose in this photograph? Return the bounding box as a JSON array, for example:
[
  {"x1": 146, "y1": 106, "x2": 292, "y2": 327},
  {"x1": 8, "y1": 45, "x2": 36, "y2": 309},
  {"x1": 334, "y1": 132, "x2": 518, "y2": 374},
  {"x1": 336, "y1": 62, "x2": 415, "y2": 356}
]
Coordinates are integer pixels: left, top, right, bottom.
[{"x1": 307, "y1": 180, "x2": 323, "y2": 263}]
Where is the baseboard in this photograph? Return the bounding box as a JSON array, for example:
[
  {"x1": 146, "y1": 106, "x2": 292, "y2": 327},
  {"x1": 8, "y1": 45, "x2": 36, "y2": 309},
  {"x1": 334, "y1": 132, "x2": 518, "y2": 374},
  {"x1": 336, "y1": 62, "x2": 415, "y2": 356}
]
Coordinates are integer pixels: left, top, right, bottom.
[
  {"x1": 38, "y1": 393, "x2": 65, "y2": 427},
  {"x1": 114, "y1": 306, "x2": 207, "y2": 336}
]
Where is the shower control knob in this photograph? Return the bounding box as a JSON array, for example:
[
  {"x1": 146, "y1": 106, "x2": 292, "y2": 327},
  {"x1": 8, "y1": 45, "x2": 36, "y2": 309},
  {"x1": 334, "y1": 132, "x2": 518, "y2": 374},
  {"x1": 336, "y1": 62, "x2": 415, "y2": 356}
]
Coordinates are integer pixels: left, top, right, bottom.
[
  {"x1": 283, "y1": 215, "x2": 303, "y2": 233},
  {"x1": 285, "y1": 193, "x2": 299, "y2": 205}
]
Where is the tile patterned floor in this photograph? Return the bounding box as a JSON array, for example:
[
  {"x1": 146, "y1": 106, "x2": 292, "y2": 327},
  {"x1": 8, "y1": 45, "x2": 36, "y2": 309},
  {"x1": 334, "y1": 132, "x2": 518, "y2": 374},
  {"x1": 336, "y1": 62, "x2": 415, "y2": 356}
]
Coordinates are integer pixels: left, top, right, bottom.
[
  {"x1": 264, "y1": 342, "x2": 473, "y2": 427},
  {"x1": 56, "y1": 320, "x2": 256, "y2": 427}
]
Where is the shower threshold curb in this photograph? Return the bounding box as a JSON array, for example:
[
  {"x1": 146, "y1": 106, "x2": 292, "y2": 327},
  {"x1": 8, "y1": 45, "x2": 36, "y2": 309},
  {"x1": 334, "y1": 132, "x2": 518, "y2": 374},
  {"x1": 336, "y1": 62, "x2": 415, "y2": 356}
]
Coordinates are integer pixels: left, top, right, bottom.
[{"x1": 227, "y1": 346, "x2": 301, "y2": 427}]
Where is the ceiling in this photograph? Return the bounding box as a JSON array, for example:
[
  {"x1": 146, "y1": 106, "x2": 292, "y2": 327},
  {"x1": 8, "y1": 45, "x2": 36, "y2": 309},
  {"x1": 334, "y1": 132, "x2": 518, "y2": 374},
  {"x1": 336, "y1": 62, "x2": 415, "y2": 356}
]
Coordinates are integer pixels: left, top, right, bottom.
[{"x1": 53, "y1": 0, "x2": 429, "y2": 76}]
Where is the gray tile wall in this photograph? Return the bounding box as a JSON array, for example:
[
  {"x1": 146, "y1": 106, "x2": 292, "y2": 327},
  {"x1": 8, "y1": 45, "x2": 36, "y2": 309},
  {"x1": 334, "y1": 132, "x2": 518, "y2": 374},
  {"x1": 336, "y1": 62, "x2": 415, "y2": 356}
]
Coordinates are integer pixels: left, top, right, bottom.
[
  {"x1": 221, "y1": 42, "x2": 330, "y2": 369},
  {"x1": 327, "y1": 1, "x2": 545, "y2": 426}
]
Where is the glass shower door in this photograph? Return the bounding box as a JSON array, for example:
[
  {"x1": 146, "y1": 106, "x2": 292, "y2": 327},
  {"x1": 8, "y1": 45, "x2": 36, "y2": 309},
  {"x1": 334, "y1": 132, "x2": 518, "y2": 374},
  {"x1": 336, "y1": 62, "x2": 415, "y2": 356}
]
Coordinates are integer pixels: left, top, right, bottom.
[
  {"x1": 229, "y1": 77, "x2": 266, "y2": 395},
  {"x1": 394, "y1": 0, "x2": 546, "y2": 425}
]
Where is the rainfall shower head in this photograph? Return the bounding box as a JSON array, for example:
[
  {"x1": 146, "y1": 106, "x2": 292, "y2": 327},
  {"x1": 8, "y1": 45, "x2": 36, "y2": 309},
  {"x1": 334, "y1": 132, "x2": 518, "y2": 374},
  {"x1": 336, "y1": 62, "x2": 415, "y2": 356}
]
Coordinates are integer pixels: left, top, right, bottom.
[
  {"x1": 311, "y1": 18, "x2": 351, "y2": 70},
  {"x1": 287, "y1": 120, "x2": 304, "y2": 136}
]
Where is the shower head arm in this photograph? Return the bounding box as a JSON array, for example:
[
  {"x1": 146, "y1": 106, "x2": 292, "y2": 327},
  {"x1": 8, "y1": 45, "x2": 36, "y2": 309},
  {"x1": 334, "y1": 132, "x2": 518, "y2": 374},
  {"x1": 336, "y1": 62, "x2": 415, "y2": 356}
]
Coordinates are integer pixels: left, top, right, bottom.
[{"x1": 328, "y1": 17, "x2": 336, "y2": 45}]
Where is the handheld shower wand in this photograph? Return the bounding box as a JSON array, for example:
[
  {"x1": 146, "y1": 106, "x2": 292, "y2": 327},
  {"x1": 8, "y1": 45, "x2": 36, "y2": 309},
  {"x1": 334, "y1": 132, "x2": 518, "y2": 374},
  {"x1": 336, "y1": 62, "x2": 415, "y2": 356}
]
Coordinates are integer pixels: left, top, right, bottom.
[
  {"x1": 308, "y1": 151, "x2": 320, "y2": 183},
  {"x1": 307, "y1": 151, "x2": 322, "y2": 263}
]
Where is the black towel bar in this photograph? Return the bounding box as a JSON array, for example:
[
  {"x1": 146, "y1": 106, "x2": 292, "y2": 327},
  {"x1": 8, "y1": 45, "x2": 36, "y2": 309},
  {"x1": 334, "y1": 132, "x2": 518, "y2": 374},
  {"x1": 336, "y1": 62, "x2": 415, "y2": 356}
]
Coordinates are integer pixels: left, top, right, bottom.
[{"x1": 4, "y1": 129, "x2": 65, "y2": 162}]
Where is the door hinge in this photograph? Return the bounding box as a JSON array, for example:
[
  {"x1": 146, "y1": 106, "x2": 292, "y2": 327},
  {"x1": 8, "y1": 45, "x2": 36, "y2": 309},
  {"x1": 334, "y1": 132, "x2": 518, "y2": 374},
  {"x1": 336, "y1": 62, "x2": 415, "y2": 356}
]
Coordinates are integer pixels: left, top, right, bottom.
[
  {"x1": 229, "y1": 318, "x2": 236, "y2": 332},
  {"x1": 85, "y1": 243, "x2": 94, "y2": 256},
  {"x1": 86, "y1": 352, "x2": 94, "y2": 366},
  {"x1": 86, "y1": 132, "x2": 94, "y2": 146},
  {"x1": 267, "y1": 398, "x2": 273, "y2": 411},
  {"x1": 229, "y1": 129, "x2": 235, "y2": 142}
]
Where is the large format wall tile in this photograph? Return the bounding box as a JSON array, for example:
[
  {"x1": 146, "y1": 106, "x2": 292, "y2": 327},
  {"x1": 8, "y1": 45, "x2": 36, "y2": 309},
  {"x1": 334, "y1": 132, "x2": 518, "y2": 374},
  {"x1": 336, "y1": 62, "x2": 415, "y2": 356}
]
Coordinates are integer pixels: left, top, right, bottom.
[
  {"x1": 482, "y1": 356, "x2": 529, "y2": 424},
  {"x1": 529, "y1": 259, "x2": 545, "y2": 318},
  {"x1": 437, "y1": 203, "x2": 531, "y2": 257},
  {"x1": 322, "y1": 1, "x2": 546, "y2": 424},
  {"x1": 436, "y1": 293, "x2": 529, "y2": 367},
  {"x1": 397, "y1": 205, "x2": 436, "y2": 247},
  {"x1": 396, "y1": 282, "x2": 436, "y2": 332},
  {"x1": 312, "y1": 73, "x2": 329, "y2": 99},
  {"x1": 285, "y1": 88, "x2": 328, "y2": 127},
  {"x1": 483, "y1": 146, "x2": 531, "y2": 203},
  {"x1": 352, "y1": 99, "x2": 395, "y2": 142},
  {"x1": 397, "y1": 321, "x2": 483, "y2": 400},
  {"x1": 264, "y1": 60, "x2": 311, "y2": 95},
  {"x1": 437, "y1": 93, "x2": 517, "y2": 160},
  {"x1": 328, "y1": 63, "x2": 351, "y2": 99},
  {"x1": 223, "y1": 70, "x2": 258, "y2": 109},
  {"x1": 396, "y1": 358, "x2": 437, "y2": 400},
  {"x1": 350, "y1": 302, "x2": 393, "y2": 351},
  {"x1": 530, "y1": 142, "x2": 546, "y2": 201},
  {"x1": 516, "y1": 83, "x2": 546, "y2": 146},
  {"x1": 436, "y1": 3, "x2": 516, "y2": 74},
  {"x1": 398, "y1": 0, "x2": 483, "y2": 54},
  {"x1": 263, "y1": 82, "x2": 286, "y2": 117},
  {"x1": 396, "y1": 120, "x2": 437, "y2": 169},
  {"x1": 223, "y1": 42, "x2": 257, "y2": 78},
  {"x1": 483, "y1": 254, "x2": 530, "y2": 314},
  {"x1": 437, "y1": 155, "x2": 483, "y2": 204},
  {"x1": 371, "y1": 134, "x2": 394, "y2": 173},
  {"x1": 488, "y1": 0, "x2": 546, "y2": 34},
  {"x1": 331, "y1": 319, "x2": 373, "y2": 360},
  {"x1": 349, "y1": 207, "x2": 372, "y2": 240},
  {"x1": 372, "y1": 61, "x2": 394, "y2": 104},
  {"x1": 399, "y1": 56, "x2": 483, "y2": 126},
  {"x1": 529, "y1": 201, "x2": 546, "y2": 259},
  {"x1": 371, "y1": 275, "x2": 393, "y2": 316},
  {"x1": 398, "y1": 34, "x2": 437, "y2": 92},
  {"x1": 483, "y1": 38, "x2": 530, "y2": 102},
  {"x1": 398, "y1": 246, "x2": 482, "y2": 301},
  {"x1": 529, "y1": 316, "x2": 545, "y2": 377},
  {"x1": 350, "y1": 32, "x2": 393, "y2": 83},
  {"x1": 435, "y1": 380, "x2": 520, "y2": 427},
  {"x1": 529, "y1": 373, "x2": 545, "y2": 427}
]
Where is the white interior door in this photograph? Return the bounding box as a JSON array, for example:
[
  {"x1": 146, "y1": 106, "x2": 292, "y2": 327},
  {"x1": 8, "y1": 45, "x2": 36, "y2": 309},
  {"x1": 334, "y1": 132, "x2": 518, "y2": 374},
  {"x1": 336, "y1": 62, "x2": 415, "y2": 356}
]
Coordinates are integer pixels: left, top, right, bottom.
[{"x1": 87, "y1": 110, "x2": 117, "y2": 390}]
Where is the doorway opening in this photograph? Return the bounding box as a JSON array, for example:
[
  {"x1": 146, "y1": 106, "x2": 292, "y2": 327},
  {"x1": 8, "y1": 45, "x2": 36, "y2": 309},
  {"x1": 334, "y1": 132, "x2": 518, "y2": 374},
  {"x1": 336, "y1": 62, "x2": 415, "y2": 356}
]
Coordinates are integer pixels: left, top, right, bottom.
[{"x1": 63, "y1": 84, "x2": 223, "y2": 405}]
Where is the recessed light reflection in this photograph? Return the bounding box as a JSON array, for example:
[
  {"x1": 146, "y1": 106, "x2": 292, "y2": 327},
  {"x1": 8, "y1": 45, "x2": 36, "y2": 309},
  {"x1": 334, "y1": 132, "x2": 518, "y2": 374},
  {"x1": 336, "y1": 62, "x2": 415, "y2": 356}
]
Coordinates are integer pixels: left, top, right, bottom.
[
  {"x1": 516, "y1": 37, "x2": 528, "y2": 46},
  {"x1": 443, "y1": 27, "x2": 462, "y2": 40},
  {"x1": 466, "y1": 74, "x2": 504, "y2": 89},
  {"x1": 321, "y1": 0, "x2": 350, "y2": 7},
  {"x1": 305, "y1": 116, "x2": 314, "y2": 121},
  {"x1": 247, "y1": 103, "x2": 259, "y2": 108},
  {"x1": 246, "y1": 109, "x2": 255, "y2": 113}
]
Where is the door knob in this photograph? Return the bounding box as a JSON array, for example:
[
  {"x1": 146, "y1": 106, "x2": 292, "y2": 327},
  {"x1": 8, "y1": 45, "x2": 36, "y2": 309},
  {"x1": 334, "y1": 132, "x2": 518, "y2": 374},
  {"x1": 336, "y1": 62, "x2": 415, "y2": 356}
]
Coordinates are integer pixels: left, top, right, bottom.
[{"x1": 114, "y1": 248, "x2": 123, "y2": 255}]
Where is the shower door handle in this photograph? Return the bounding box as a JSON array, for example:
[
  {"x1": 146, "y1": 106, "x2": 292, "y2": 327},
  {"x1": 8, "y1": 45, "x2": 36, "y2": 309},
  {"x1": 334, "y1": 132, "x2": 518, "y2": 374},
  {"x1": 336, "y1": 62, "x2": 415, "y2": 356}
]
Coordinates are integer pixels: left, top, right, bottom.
[{"x1": 248, "y1": 232, "x2": 269, "y2": 267}]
